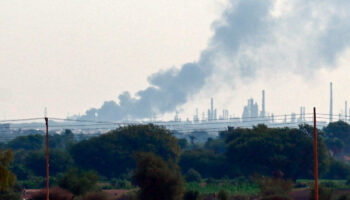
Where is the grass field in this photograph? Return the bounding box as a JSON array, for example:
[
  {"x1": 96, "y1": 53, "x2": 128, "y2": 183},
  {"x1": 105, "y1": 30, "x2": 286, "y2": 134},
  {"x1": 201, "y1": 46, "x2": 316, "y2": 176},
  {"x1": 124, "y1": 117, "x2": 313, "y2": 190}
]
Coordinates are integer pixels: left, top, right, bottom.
[{"x1": 184, "y1": 181, "x2": 259, "y2": 195}]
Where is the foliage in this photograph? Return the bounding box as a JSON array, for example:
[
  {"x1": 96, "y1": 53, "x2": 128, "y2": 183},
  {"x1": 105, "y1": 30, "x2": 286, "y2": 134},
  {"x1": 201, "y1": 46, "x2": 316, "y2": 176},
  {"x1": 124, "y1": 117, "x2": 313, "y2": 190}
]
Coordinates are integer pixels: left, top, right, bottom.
[
  {"x1": 179, "y1": 149, "x2": 227, "y2": 178},
  {"x1": 70, "y1": 124, "x2": 180, "y2": 178},
  {"x1": 324, "y1": 121, "x2": 350, "y2": 153},
  {"x1": 49, "y1": 129, "x2": 76, "y2": 150},
  {"x1": 178, "y1": 138, "x2": 188, "y2": 150},
  {"x1": 18, "y1": 176, "x2": 46, "y2": 189},
  {"x1": 29, "y1": 187, "x2": 73, "y2": 200},
  {"x1": 225, "y1": 125, "x2": 330, "y2": 180},
  {"x1": 309, "y1": 185, "x2": 333, "y2": 200},
  {"x1": 24, "y1": 149, "x2": 74, "y2": 176},
  {"x1": 255, "y1": 177, "x2": 293, "y2": 199},
  {"x1": 204, "y1": 137, "x2": 226, "y2": 153},
  {"x1": 185, "y1": 181, "x2": 259, "y2": 195},
  {"x1": 218, "y1": 189, "x2": 229, "y2": 200},
  {"x1": 183, "y1": 190, "x2": 199, "y2": 200},
  {"x1": 0, "y1": 150, "x2": 16, "y2": 191},
  {"x1": 0, "y1": 190, "x2": 21, "y2": 200},
  {"x1": 7, "y1": 134, "x2": 43, "y2": 151},
  {"x1": 133, "y1": 152, "x2": 184, "y2": 200},
  {"x1": 324, "y1": 158, "x2": 350, "y2": 179},
  {"x1": 185, "y1": 169, "x2": 202, "y2": 182},
  {"x1": 325, "y1": 138, "x2": 345, "y2": 156},
  {"x1": 58, "y1": 168, "x2": 99, "y2": 196},
  {"x1": 110, "y1": 179, "x2": 132, "y2": 189}
]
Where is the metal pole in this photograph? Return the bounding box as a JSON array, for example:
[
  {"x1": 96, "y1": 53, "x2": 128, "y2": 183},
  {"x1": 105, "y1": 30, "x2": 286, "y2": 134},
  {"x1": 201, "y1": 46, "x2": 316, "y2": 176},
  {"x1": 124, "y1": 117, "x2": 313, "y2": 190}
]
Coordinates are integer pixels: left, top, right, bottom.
[
  {"x1": 45, "y1": 117, "x2": 50, "y2": 200},
  {"x1": 313, "y1": 107, "x2": 318, "y2": 200}
]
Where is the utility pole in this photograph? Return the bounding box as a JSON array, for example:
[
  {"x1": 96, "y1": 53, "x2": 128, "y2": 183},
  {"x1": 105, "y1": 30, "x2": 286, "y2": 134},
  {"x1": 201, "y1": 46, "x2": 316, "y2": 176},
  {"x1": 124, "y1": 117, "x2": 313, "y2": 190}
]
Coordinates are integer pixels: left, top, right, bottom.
[
  {"x1": 313, "y1": 107, "x2": 318, "y2": 200},
  {"x1": 45, "y1": 117, "x2": 50, "y2": 200}
]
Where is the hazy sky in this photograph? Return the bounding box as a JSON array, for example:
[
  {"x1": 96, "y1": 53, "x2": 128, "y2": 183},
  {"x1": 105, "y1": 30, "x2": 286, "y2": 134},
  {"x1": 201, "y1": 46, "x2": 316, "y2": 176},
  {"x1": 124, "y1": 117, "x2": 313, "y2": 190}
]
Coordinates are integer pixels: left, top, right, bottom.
[{"x1": 1, "y1": 0, "x2": 350, "y2": 121}]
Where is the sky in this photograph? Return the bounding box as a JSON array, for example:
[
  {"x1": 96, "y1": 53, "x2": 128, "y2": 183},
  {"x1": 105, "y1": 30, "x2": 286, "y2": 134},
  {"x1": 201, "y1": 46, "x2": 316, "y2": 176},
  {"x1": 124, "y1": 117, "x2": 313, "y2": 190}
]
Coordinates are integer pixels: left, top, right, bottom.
[{"x1": 1, "y1": 0, "x2": 350, "y2": 121}]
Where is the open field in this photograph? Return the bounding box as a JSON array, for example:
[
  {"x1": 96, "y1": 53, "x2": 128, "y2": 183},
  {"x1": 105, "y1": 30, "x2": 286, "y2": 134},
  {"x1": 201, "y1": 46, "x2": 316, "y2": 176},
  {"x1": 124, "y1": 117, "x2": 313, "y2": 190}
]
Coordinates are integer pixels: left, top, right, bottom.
[{"x1": 185, "y1": 182, "x2": 259, "y2": 195}]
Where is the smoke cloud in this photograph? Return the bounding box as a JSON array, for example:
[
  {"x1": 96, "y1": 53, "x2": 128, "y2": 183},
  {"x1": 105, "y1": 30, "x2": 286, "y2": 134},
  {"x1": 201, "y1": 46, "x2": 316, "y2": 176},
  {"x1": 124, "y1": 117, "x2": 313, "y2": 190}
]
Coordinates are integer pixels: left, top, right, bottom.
[{"x1": 81, "y1": 0, "x2": 350, "y2": 121}]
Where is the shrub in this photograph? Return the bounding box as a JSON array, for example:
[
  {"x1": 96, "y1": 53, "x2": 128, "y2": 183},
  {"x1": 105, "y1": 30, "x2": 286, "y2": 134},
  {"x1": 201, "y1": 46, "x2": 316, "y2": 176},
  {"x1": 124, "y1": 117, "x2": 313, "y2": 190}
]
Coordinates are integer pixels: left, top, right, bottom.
[
  {"x1": 80, "y1": 191, "x2": 113, "y2": 200},
  {"x1": 183, "y1": 190, "x2": 199, "y2": 200},
  {"x1": 185, "y1": 169, "x2": 202, "y2": 182},
  {"x1": 133, "y1": 152, "x2": 184, "y2": 200},
  {"x1": 58, "y1": 168, "x2": 99, "y2": 196},
  {"x1": 309, "y1": 185, "x2": 333, "y2": 200},
  {"x1": 110, "y1": 179, "x2": 132, "y2": 189},
  {"x1": 29, "y1": 187, "x2": 73, "y2": 200},
  {"x1": 0, "y1": 190, "x2": 21, "y2": 200},
  {"x1": 338, "y1": 195, "x2": 350, "y2": 200},
  {"x1": 217, "y1": 189, "x2": 229, "y2": 200},
  {"x1": 256, "y1": 177, "x2": 293, "y2": 199}
]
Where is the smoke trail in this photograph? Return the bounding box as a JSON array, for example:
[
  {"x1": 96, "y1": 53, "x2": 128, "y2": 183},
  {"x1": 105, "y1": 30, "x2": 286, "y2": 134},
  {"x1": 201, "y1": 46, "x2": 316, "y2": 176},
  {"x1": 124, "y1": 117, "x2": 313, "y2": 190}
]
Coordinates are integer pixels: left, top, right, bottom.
[{"x1": 81, "y1": 0, "x2": 350, "y2": 121}]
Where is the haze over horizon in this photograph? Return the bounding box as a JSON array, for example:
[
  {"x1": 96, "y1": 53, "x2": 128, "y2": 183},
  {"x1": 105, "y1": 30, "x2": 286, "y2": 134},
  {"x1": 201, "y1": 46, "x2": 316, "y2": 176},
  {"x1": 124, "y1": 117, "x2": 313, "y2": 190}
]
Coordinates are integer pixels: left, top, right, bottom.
[{"x1": 1, "y1": 0, "x2": 350, "y2": 121}]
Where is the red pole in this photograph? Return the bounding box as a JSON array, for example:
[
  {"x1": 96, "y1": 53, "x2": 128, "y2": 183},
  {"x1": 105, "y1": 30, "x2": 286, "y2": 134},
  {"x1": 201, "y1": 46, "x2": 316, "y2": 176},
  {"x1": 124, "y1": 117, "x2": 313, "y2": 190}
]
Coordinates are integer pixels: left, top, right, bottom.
[
  {"x1": 313, "y1": 107, "x2": 318, "y2": 200},
  {"x1": 45, "y1": 117, "x2": 50, "y2": 200}
]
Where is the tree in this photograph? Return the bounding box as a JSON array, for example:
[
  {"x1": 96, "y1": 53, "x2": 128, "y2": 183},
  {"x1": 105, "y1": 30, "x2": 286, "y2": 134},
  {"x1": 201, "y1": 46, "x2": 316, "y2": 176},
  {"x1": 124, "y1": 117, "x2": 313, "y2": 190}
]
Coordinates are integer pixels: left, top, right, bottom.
[
  {"x1": 70, "y1": 124, "x2": 181, "y2": 178},
  {"x1": 179, "y1": 149, "x2": 227, "y2": 178},
  {"x1": 325, "y1": 138, "x2": 344, "y2": 156},
  {"x1": 133, "y1": 152, "x2": 184, "y2": 200},
  {"x1": 58, "y1": 168, "x2": 99, "y2": 197},
  {"x1": 25, "y1": 150, "x2": 74, "y2": 176},
  {"x1": 225, "y1": 125, "x2": 330, "y2": 180},
  {"x1": 7, "y1": 134, "x2": 43, "y2": 150},
  {"x1": 185, "y1": 169, "x2": 202, "y2": 182},
  {"x1": 178, "y1": 138, "x2": 188, "y2": 150},
  {"x1": 0, "y1": 150, "x2": 16, "y2": 191},
  {"x1": 49, "y1": 129, "x2": 76, "y2": 150}
]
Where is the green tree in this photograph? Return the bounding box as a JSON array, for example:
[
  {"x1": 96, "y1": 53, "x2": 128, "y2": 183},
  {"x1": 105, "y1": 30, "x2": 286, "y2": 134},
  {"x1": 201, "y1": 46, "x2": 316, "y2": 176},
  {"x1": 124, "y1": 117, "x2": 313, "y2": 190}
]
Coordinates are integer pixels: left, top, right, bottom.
[
  {"x1": 7, "y1": 134, "x2": 43, "y2": 150},
  {"x1": 178, "y1": 138, "x2": 188, "y2": 150},
  {"x1": 0, "y1": 150, "x2": 16, "y2": 191},
  {"x1": 49, "y1": 129, "x2": 76, "y2": 150},
  {"x1": 133, "y1": 152, "x2": 184, "y2": 200},
  {"x1": 185, "y1": 168, "x2": 202, "y2": 182},
  {"x1": 225, "y1": 125, "x2": 330, "y2": 180},
  {"x1": 179, "y1": 149, "x2": 227, "y2": 178},
  {"x1": 58, "y1": 168, "x2": 99, "y2": 197},
  {"x1": 70, "y1": 124, "x2": 180, "y2": 178},
  {"x1": 325, "y1": 138, "x2": 345, "y2": 156},
  {"x1": 25, "y1": 149, "x2": 74, "y2": 176}
]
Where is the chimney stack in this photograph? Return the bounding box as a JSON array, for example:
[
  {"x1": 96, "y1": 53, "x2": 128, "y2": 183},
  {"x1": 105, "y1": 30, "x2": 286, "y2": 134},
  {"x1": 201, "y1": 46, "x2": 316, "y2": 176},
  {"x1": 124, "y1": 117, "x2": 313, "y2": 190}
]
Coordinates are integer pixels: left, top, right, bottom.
[
  {"x1": 346, "y1": 101, "x2": 348, "y2": 121},
  {"x1": 261, "y1": 90, "x2": 265, "y2": 118},
  {"x1": 330, "y1": 82, "x2": 333, "y2": 122}
]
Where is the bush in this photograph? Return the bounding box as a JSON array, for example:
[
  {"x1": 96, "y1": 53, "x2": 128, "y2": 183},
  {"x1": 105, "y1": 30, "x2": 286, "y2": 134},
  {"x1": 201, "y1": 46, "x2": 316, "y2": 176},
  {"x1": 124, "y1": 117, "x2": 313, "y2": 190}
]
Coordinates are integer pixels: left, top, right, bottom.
[
  {"x1": 256, "y1": 177, "x2": 293, "y2": 199},
  {"x1": 29, "y1": 187, "x2": 73, "y2": 200},
  {"x1": 133, "y1": 152, "x2": 184, "y2": 200},
  {"x1": 0, "y1": 190, "x2": 21, "y2": 200},
  {"x1": 309, "y1": 185, "x2": 333, "y2": 200},
  {"x1": 183, "y1": 190, "x2": 199, "y2": 200},
  {"x1": 218, "y1": 189, "x2": 229, "y2": 200},
  {"x1": 110, "y1": 179, "x2": 132, "y2": 189},
  {"x1": 80, "y1": 191, "x2": 113, "y2": 200},
  {"x1": 338, "y1": 195, "x2": 350, "y2": 200},
  {"x1": 58, "y1": 168, "x2": 99, "y2": 196},
  {"x1": 185, "y1": 169, "x2": 202, "y2": 182}
]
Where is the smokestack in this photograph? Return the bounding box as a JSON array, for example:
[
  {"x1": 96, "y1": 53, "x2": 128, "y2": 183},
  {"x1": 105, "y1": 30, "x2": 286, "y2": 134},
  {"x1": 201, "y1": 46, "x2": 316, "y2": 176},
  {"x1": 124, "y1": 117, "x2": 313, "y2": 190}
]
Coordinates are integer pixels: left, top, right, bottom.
[
  {"x1": 330, "y1": 82, "x2": 333, "y2": 122},
  {"x1": 261, "y1": 90, "x2": 265, "y2": 118},
  {"x1": 210, "y1": 97, "x2": 214, "y2": 121},
  {"x1": 345, "y1": 101, "x2": 348, "y2": 121}
]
